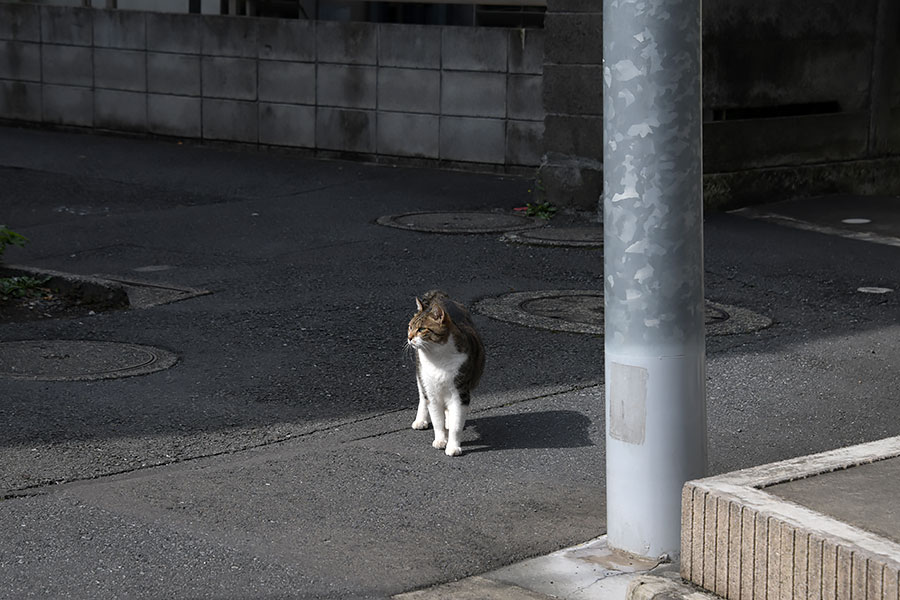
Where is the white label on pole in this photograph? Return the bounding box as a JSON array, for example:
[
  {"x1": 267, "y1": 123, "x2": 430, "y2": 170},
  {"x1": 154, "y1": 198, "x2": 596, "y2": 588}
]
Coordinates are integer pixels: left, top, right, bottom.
[{"x1": 609, "y1": 362, "x2": 648, "y2": 445}]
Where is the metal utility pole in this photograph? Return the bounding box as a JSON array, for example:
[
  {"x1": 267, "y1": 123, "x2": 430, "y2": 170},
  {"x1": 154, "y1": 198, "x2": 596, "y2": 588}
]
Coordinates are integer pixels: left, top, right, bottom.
[{"x1": 603, "y1": 0, "x2": 706, "y2": 559}]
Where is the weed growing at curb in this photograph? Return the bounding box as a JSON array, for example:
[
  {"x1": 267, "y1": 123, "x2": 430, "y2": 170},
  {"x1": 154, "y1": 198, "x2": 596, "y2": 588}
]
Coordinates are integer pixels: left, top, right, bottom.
[
  {"x1": 0, "y1": 225, "x2": 27, "y2": 260},
  {"x1": 0, "y1": 275, "x2": 51, "y2": 300},
  {"x1": 524, "y1": 202, "x2": 558, "y2": 220}
]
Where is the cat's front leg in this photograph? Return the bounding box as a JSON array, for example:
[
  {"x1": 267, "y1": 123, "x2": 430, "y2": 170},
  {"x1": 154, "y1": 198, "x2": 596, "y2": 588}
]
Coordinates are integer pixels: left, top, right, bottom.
[
  {"x1": 427, "y1": 400, "x2": 448, "y2": 449},
  {"x1": 411, "y1": 377, "x2": 431, "y2": 430},
  {"x1": 444, "y1": 399, "x2": 468, "y2": 457}
]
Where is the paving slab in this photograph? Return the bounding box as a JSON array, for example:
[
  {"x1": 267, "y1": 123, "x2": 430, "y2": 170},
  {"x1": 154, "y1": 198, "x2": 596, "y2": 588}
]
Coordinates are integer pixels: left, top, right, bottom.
[{"x1": 767, "y1": 456, "x2": 900, "y2": 544}]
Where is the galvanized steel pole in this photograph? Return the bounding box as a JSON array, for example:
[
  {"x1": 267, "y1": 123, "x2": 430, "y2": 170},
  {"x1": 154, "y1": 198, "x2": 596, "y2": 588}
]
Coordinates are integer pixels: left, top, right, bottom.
[{"x1": 603, "y1": 0, "x2": 706, "y2": 559}]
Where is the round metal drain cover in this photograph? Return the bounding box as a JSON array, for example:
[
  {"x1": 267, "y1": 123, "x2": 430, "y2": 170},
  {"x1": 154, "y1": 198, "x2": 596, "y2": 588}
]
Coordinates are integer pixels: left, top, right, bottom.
[
  {"x1": 377, "y1": 211, "x2": 542, "y2": 234},
  {"x1": 0, "y1": 340, "x2": 178, "y2": 381},
  {"x1": 475, "y1": 290, "x2": 771, "y2": 336},
  {"x1": 503, "y1": 227, "x2": 604, "y2": 248}
]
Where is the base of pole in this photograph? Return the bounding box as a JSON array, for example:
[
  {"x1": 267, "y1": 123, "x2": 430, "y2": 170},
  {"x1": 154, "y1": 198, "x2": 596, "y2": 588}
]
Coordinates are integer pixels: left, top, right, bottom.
[{"x1": 605, "y1": 351, "x2": 707, "y2": 559}]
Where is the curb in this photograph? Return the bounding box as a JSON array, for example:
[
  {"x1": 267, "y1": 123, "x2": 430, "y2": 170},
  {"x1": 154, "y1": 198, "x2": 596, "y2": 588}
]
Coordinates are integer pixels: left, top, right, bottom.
[{"x1": 628, "y1": 575, "x2": 722, "y2": 600}]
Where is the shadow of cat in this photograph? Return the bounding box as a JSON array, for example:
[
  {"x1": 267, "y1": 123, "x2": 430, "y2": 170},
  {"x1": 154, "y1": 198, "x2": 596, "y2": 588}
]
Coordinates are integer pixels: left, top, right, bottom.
[{"x1": 464, "y1": 410, "x2": 595, "y2": 453}]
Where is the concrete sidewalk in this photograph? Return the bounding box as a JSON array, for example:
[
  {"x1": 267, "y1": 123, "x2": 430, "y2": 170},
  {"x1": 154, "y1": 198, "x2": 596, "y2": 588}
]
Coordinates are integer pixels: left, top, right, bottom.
[{"x1": 1, "y1": 126, "x2": 899, "y2": 599}]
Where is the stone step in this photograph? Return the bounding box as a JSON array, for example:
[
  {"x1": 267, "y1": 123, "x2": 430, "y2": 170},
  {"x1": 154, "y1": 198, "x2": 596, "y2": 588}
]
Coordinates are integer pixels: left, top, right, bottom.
[{"x1": 682, "y1": 437, "x2": 900, "y2": 600}]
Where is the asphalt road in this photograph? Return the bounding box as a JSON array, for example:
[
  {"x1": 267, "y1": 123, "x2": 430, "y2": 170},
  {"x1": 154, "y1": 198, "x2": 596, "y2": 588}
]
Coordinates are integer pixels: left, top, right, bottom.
[{"x1": 0, "y1": 126, "x2": 898, "y2": 599}]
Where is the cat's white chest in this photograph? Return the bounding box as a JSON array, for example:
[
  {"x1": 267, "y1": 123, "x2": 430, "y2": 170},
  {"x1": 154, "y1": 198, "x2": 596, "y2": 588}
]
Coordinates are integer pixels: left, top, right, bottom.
[{"x1": 417, "y1": 337, "x2": 466, "y2": 389}]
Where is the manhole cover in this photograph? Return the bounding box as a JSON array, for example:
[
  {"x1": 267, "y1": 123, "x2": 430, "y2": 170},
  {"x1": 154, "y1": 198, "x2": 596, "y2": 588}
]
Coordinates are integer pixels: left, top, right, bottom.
[
  {"x1": 503, "y1": 227, "x2": 604, "y2": 248},
  {"x1": 475, "y1": 290, "x2": 771, "y2": 336},
  {"x1": 376, "y1": 211, "x2": 543, "y2": 234},
  {"x1": 0, "y1": 340, "x2": 178, "y2": 381}
]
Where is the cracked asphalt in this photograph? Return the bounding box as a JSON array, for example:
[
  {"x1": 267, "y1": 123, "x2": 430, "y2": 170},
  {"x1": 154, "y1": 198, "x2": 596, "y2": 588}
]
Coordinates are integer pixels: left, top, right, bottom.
[{"x1": 0, "y1": 126, "x2": 898, "y2": 599}]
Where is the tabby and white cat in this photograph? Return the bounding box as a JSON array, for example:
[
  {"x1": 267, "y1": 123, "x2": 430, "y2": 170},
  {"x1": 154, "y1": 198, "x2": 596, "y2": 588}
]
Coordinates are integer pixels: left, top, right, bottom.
[{"x1": 407, "y1": 291, "x2": 485, "y2": 456}]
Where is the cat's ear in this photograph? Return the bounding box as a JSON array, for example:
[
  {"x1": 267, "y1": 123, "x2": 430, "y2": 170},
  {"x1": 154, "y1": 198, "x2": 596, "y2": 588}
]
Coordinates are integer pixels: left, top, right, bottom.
[
  {"x1": 415, "y1": 297, "x2": 424, "y2": 312},
  {"x1": 429, "y1": 303, "x2": 446, "y2": 322}
]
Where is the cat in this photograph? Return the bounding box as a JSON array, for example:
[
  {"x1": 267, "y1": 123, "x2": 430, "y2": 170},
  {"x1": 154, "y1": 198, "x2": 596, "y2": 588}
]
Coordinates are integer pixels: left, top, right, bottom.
[{"x1": 407, "y1": 290, "x2": 485, "y2": 456}]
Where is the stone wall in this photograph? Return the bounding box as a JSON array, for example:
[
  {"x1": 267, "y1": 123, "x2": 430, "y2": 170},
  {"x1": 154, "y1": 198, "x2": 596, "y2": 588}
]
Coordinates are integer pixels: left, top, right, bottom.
[
  {"x1": 540, "y1": 0, "x2": 900, "y2": 211},
  {"x1": 0, "y1": 2, "x2": 545, "y2": 169}
]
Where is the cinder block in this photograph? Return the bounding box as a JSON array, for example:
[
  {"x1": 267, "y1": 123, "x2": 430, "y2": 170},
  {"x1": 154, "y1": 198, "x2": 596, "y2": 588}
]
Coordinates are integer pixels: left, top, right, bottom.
[
  {"x1": 792, "y1": 531, "x2": 809, "y2": 600},
  {"x1": 714, "y1": 497, "x2": 730, "y2": 597},
  {"x1": 147, "y1": 13, "x2": 202, "y2": 55},
  {"x1": 148, "y1": 93, "x2": 201, "y2": 138},
  {"x1": 883, "y1": 564, "x2": 899, "y2": 600},
  {"x1": 543, "y1": 113, "x2": 603, "y2": 156},
  {"x1": 93, "y1": 9, "x2": 145, "y2": 49},
  {"x1": 377, "y1": 112, "x2": 438, "y2": 158},
  {"x1": 317, "y1": 21, "x2": 377, "y2": 65},
  {"x1": 441, "y1": 71, "x2": 506, "y2": 118},
  {"x1": 0, "y1": 3, "x2": 40, "y2": 42},
  {"x1": 766, "y1": 518, "x2": 781, "y2": 599},
  {"x1": 542, "y1": 64, "x2": 604, "y2": 116},
  {"x1": 807, "y1": 535, "x2": 824, "y2": 600},
  {"x1": 259, "y1": 102, "x2": 315, "y2": 148},
  {"x1": 42, "y1": 84, "x2": 92, "y2": 127},
  {"x1": 753, "y1": 514, "x2": 769, "y2": 600},
  {"x1": 867, "y1": 562, "x2": 885, "y2": 600},
  {"x1": 537, "y1": 161, "x2": 603, "y2": 211},
  {"x1": 508, "y1": 74, "x2": 543, "y2": 121},
  {"x1": 778, "y1": 522, "x2": 794, "y2": 599},
  {"x1": 440, "y1": 116, "x2": 505, "y2": 164},
  {"x1": 692, "y1": 487, "x2": 707, "y2": 584},
  {"x1": 0, "y1": 80, "x2": 41, "y2": 121},
  {"x1": 544, "y1": 11, "x2": 602, "y2": 66},
  {"x1": 703, "y1": 493, "x2": 718, "y2": 590},
  {"x1": 147, "y1": 53, "x2": 200, "y2": 96},
  {"x1": 740, "y1": 508, "x2": 755, "y2": 600},
  {"x1": 509, "y1": 28, "x2": 544, "y2": 75},
  {"x1": 822, "y1": 540, "x2": 839, "y2": 600},
  {"x1": 317, "y1": 64, "x2": 376, "y2": 109},
  {"x1": 42, "y1": 45, "x2": 92, "y2": 87},
  {"x1": 836, "y1": 546, "x2": 853, "y2": 600},
  {"x1": 41, "y1": 6, "x2": 92, "y2": 46},
  {"x1": 257, "y1": 18, "x2": 314, "y2": 61},
  {"x1": 727, "y1": 502, "x2": 742, "y2": 600},
  {"x1": 0, "y1": 41, "x2": 41, "y2": 82},
  {"x1": 203, "y1": 15, "x2": 257, "y2": 58},
  {"x1": 506, "y1": 120, "x2": 543, "y2": 166},
  {"x1": 258, "y1": 60, "x2": 315, "y2": 105},
  {"x1": 94, "y1": 49, "x2": 146, "y2": 92},
  {"x1": 202, "y1": 98, "x2": 258, "y2": 143},
  {"x1": 202, "y1": 57, "x2": 257, "y2": 101},
  {"x1": 316, "y1": 107, "x2": 376, "y2": 153},
  {"x1": 377, "y1": 68, "x2": 439, "y2": 114},
  {"x1": 378, "y1": 24, "x2": 440, "y2": 69},
  {"x1": 680, "y1": 485, "x2": 694, "y2": 581},
  {"x1": 442, "y1": 27, "x2": 507, "y2": 72},
  {"x1": 95, "y1": 88, "x2": 146, "y2": 132}
]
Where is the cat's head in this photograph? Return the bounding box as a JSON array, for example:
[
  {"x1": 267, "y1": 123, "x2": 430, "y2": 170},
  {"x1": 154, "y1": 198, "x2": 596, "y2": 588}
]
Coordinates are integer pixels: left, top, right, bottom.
[{"x1": 407, "y1": 297, "x2": 450, "y2": 347}]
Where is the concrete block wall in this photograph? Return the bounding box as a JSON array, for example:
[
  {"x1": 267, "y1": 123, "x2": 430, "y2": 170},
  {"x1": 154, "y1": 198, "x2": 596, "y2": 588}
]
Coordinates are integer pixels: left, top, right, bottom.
[
  {"x1": 538, "y1": 0, "x2": 603, "y2": 212},
  {"x1": 0, "y1": 2, "x2": 545, "y2": 169}
]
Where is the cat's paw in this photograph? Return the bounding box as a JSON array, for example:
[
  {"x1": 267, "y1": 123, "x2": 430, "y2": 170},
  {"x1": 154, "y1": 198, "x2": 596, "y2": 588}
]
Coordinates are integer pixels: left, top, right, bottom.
[
  {"x1": 432, "y1": 438, "x2": 447, "y2": 449},
  {"x1": 411, "y1": 419, "x2": 430, "y2": 430},
  {"x1": 444, "y1": 444, "x2": 463, "y2": 457}
]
